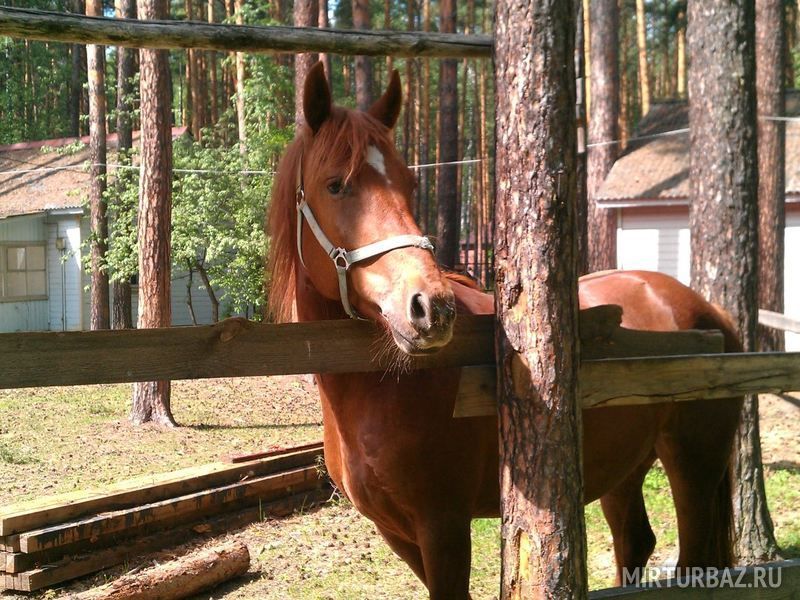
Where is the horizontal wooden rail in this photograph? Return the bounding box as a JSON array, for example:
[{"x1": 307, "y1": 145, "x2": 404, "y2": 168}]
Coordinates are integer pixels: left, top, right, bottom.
[
  {"x1": 759, "y1": 309, "x2": 800, "y2": 334},
  {"x1": 1, "y1": 312, "x2": 798, "y2": 416},
  {"x1": 0, "y1": 316, "x2": 494, "y2": 389},
  {"x1": 0, "y1": 7, "x2": 492, "y2": 58},
  {"x1": 588, "y1": 559, "x2": 800, "y2": 599}
]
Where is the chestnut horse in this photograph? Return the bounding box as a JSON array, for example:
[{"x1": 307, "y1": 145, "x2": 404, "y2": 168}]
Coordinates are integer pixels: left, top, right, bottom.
[{"x1": 268, "y1": 63, "x2": 742, "y2": 598}]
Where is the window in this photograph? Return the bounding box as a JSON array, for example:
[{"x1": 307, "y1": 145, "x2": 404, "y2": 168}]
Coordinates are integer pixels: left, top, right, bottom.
[{"x1": 0, "y1": 244, "x2": 47, "y2": 301}]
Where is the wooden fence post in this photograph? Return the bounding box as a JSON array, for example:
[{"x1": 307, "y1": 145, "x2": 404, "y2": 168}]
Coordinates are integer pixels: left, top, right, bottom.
[{"x1": 494, "y1": 0, "x2": 588, "y2": 598}]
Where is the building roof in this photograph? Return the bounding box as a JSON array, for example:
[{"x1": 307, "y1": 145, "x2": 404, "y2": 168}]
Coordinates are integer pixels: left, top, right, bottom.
[
  {"x1": 596, "y1": 92, "x2": 800, "y2": 207},
  {"x1": 0, "y1": 127, "x2": 188, "y2": 220}
]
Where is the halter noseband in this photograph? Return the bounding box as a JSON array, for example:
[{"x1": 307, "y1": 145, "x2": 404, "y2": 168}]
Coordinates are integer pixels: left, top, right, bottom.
[{"x1": 295, "y1": 156, "x2": 435, "y2": 320}]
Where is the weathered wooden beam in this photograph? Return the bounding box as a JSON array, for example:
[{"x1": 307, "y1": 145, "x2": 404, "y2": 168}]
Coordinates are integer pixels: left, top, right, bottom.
[
  {"x1": 0, "y1": 316, "x2": 494, "y2": 390},
  {"x1": 759, "y1": 309, "x2": 800, "y2": 334},
  {"x1": 0, "y1": 7, "x2": 492, "y2": 58},
  {"x1": 0, "y1": 444, "x2": 322, "y2": 536},
  {"x1": 588, "y1": 559, "x2": 800, "y2": 599}
]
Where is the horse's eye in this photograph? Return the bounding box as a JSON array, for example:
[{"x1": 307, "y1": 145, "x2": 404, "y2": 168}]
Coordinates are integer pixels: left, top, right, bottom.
[{"x1": 327, "y1": 179, "x2": 345, "y2": 196}]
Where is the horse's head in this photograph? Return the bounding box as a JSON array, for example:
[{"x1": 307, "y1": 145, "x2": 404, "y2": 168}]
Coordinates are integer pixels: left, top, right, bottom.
[{"x1": 290, "y1": 62, "x2": 456, "y2": 355}]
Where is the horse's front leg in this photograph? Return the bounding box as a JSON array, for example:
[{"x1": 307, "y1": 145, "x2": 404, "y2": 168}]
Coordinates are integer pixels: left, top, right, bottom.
[{"x1": 417, "y1": 515, "x2": 473, "y2": 600}]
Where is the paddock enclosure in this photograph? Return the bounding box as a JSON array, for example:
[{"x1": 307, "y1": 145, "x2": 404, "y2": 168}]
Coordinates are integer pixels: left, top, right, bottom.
[{"x1": 1, "y1": 4, "x2": 799, "y2": 599}]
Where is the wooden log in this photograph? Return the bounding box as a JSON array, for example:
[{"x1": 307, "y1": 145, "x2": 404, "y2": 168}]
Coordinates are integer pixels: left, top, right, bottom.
[
  {"x1": 0, "y1": 316, "x2": 494, "y2": 390},
  {"x1": 70, "y1": 539, "x2": 250, "y2": 600},
  {"x1": 19, "y1": 466, "x2": 320, "y2": 553},
  {"x1": 2, "y1": 487, "x2": 330, "y2": 592},
  {"x1": 588, "y1": 559, "x2": 800, "y2": 599},
  {"x1": 0, "y1": 444, "x2": 322, "y2": 536},
  {"x1": 759, "y1": 309, "x2": 800, "y2": 334},
  {"x1": 0, "y1": 7, "x2": 491, "y2": 58}
]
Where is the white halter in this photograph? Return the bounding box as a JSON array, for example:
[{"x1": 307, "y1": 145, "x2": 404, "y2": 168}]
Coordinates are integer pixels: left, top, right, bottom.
[{"x1": 295, "y1": 158, "x2": 435, "y2": 319}]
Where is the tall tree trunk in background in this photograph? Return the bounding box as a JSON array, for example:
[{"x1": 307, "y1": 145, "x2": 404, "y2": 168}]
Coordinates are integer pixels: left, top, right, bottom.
[
  {"x1": 435, "y1": 0, "x2": 459, "y2": 269},
  {"x1": 294, "y1": 0, "x2": 319, "y2": 126},
  {"x1": 318, "y1": 0, "x2": 332, "y2": 81},
  {"x1": 583, "y1": 0, "x2": 591, "y2": 115},
  {"x1": 587, "y1": 0, "x2": 619, "y2": 272},
  {"x1": 495, "y1": 1, "x2": 586, "y2": 597},
  {"x1": 133, "y1": 0, "x2": 176, "y2": 427},
  {"x1": 576, "y1": 0, "x2": 589, "y2": 276},
  {"x1": 618, "y1": 0, "x2": 630, "y2": 148},
  {"x1": 688, "y1": 0, "x2": 779, "y2": 565},
  {"x1": 207, "y1": 0, "x2": 218, "y2": 125},
  {"x1": 660, "y1": 0, "x2": 671, "y2": 98},
  {"x1": 419, "y1": 0, "x2": 432, "y2": 234},
  {"x1": 635, "y1": 0, "x2": 650, "y2": 115},
  {"x1": 87, "y1": 0, "x2": 110, "y2": 331},
  {"x1": 353, "y1": 0, "x2": 373, "y2": 110},
  {"x1": 757, "y1": 0, "x2": 787, "y2": 354},
  {"x1": 68, "y1": 0, "x2": 85, "y2": 137},
  {"x1": 786, "y1": 3, "x2": 796, "y2": 86},
  {"x1": 112, "y1": 0, "x2": 136, "y2": 331},
  {"x1": 234, "y1": 0, "x2": 247, "y2": 156},
  {"x1": 186, "y1": 0, "x2": 206, "y2": 139},
  {"x1": 384, "y1": 0, "x2": 393, "y2": 76},
  {"x1": 677, "y1": 11, "x2": 686, "y2": 98}
]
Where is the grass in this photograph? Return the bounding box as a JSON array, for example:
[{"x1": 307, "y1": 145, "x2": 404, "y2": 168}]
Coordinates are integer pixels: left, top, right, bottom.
[{"x1": 0, "y1": 384, "x2": 797, "y2": 599}]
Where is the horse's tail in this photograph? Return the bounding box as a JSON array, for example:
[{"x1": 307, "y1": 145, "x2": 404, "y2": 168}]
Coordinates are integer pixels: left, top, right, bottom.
[{"x1": 711, "y1": 459, "x2": 737, "y2": 567}]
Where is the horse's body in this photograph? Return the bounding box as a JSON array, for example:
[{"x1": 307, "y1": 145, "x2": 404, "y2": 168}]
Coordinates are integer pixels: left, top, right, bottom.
[{"x1": 268, "y1": 64, "x2": 742, "y2": 598}]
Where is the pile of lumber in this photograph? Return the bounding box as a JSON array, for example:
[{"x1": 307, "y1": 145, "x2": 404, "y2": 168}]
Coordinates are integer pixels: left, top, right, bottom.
[{"x1": 1, "y1": 442, "x2": 328, "y2": 593}]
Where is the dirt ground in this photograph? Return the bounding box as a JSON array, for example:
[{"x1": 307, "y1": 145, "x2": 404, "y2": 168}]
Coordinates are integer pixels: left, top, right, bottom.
[{"x1": 0, "y1": 378, "x2": 797, "y2": 600}]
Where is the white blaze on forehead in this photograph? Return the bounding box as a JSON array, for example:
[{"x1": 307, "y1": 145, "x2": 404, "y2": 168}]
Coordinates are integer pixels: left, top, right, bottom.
[{"x1": 366, "y1": 145, "x2": 388, "y2": 179}]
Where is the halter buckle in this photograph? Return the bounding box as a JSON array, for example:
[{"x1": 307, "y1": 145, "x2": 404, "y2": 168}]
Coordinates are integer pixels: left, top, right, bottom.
[{"x1": 330, "y1": 248, "x2": 350, "y2": 271}]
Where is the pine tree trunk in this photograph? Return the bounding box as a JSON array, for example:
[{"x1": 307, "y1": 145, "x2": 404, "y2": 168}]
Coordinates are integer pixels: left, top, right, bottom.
[
  {"x1": 112, "y1": 0, "x2": 136, "y2": 331},
  {"x1": 87, "y1": 0, "x2": 110, "y2": 331},
  {"x1": 756, "y1": 0, "x2": 786, "y2": 354},
  {"x1": 234, "y1": 0, "x2": 247, "y2": 154},
  {"x1": 583, "y1": 0, "x2": 591, "y2": 115},
  {"x1": 318, "y1": 0, "x2": 331, "y2": 81},
  {"x1": 576, "y1": 0, "x2": 589, "y2": 276},
  {"x1": 352, "y1": 0, "x2": 373, "y2": 110},
  {"x1": 677, "y1": 12, "x2": 686, "y2": 98},
  {"x1": 294, "y1": 0, "x2": 319, "y2": 125},
  {"x1": 68, "y1": 0, "x2": 85, "y2": 137},
  {"x1": 635, "y1": 0, "x2": 650, "y2": 115},
  {"x1": 587, "y1": 0, "x2": 619, "y2": 272},
  {"x1": 435, "y1": 0, "x2": 459, "y2": 269},
  {"x1": 495, "y1": 1, "x2": 586, "y2": 597},
  {"x1": 618, "y1": 0, "x2": 630, "y2": 150},
  {"x1": 688, "y1": 0, "x2": 779, "y2": 565},
  {"x1": 132, "y1": 0, "x2": 176, "y2": 427},
  {"x1": 419, "y1": 0, "x2": 431, "y2": 234},
  {"x1": 207, "y1": 0, "x2": 218, "y2": 125}
]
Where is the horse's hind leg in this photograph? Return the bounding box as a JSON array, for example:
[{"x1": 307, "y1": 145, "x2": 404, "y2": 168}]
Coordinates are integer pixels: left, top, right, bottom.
[{"x1": 601, "y1": 455, "x2": 657, "y2": 586}]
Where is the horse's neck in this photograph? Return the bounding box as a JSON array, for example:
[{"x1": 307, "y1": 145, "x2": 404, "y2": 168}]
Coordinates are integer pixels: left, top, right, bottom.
[{"x1": 293, "y1": 269, "x2": 349, "y2": 322}]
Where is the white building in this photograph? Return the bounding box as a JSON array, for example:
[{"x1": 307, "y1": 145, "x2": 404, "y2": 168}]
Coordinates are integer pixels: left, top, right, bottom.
[
  {"x1": 597, "y1": 97, "x2": 800, "y2": 350},
  {"x1": 0, "y1": 129, "x2": 224, "y2": 332}
]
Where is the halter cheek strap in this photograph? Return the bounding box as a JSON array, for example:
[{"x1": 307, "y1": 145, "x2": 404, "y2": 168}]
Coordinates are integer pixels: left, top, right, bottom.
[{"x1": 295, "y1": 160, "x2": 435, "y2": 320}]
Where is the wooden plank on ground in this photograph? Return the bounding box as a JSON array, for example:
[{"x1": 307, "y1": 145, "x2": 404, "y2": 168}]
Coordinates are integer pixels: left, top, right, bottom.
[
  {"x1": 589, "y1": 559, "x2": 800, "y2": 599},
  {"x1": 0, "y1": 316, "x2": 494, "y2": 390},
  {"x1": 5, "y1": 486, "x2": 331, "y2": 592},
  {"x1": 19, "y1": 466, "x2": 320, "y2": 553},
  {"x1": 0, "y1": 443, "x2": 322, "y2": 536}
]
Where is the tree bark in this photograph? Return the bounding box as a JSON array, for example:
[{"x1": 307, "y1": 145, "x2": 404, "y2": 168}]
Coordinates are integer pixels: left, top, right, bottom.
[
  {"x1": 112, "y1": 0, "x2": 136, "y2": 331},
  {"x1": 495, "y1": 1, "x2": 587, "y2": 598},
  {"x1": 132, "y1": 0, "x2": 175, "y2": 427},
  {"x1": 185, "y1": 0, "x2": 206, "y2": 140},
  {"x1": 352, "y1": 0, "x2": 373, "y2": 110},
  {"x1": 435, "y1": 0, "x2": 460, "y2": 269},
  {"x1": 576, "y1": 0, "x2": 589, "y2": 276},
  {"x1": 234, "y1": 0, "x2": 247, "y2": 155},
  {"x1": 587, "y1": 0, "x2": 619, "y2": 272},
  {"x1": 318, "y1": 0, "x2": 331, "y2": 81},
  {"x1": 294, "y1": 0, "x2": 319, "y2": 126},
  {"x1": 688, "y1": 0, "x2": 779, "y2": 565},
  {"x1": 635, "y1": 0, "x2": 650, "y2": 115},
  {"x1": 87, "y1": 0, "x2": 110, "y2": 331},
  {"x1": 68, "y1": 0, "x2": 86, "y2": 138},
  {"x1": 756, "y1": 0, "x2": 786, "y2": 354},
  {"x1": 677, "y1": 11, "x2": 686, "y2": 98},
  {"x1": 207, "y1": 0, "x2": 218, "y2": 125},
  {"x1": 72, "y1": 540, "x2": 249, "y2": 600}
]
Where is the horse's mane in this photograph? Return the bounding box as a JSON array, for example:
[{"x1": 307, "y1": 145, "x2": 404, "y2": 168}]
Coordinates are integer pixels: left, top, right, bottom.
[{"x1": 266, "y1": 107, "x2": 398, "y2": 322}]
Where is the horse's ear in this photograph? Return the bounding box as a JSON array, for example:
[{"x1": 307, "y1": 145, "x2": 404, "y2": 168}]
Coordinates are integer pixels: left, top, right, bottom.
[
  {"x1": 303, "y1": 62, "x2": 331, "y2": 134},
  {"x1": 368, "y1": 70, "x2": 402, "y2": 129}
]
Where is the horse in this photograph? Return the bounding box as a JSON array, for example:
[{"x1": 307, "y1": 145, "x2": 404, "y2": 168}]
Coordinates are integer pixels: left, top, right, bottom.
[{"x1": 267, "y1": 62, "x2": 743, "y2": 598}]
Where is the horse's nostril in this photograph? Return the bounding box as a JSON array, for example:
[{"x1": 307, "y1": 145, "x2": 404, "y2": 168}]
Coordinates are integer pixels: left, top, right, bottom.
[{"x1": 409, "y1": 292, "x2": 429, "y2": 326}]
